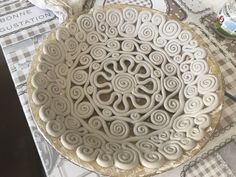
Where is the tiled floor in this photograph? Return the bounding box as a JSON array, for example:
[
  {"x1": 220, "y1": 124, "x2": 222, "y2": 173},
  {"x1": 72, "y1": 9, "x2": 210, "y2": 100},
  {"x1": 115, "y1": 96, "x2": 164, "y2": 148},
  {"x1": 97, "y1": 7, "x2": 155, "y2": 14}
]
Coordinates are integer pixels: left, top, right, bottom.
[{"x1": 0, "y1": 48, "x2": 45, "y2": 177}]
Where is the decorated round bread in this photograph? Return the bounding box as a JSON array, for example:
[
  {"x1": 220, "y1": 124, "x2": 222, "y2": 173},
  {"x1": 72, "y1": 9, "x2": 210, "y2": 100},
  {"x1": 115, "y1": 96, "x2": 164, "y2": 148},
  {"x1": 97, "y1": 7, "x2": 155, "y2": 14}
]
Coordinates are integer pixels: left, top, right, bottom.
[{"x1": 28, "y1": 5, "x2": 224, "y2": 177}]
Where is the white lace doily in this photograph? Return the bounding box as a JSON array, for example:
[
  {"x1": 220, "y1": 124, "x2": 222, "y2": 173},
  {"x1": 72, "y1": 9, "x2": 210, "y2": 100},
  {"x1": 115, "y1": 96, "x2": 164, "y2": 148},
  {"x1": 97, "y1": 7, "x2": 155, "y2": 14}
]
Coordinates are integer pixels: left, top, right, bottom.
[{"x1": 28, "y1": 5, "x2": 223, "y2": 176}]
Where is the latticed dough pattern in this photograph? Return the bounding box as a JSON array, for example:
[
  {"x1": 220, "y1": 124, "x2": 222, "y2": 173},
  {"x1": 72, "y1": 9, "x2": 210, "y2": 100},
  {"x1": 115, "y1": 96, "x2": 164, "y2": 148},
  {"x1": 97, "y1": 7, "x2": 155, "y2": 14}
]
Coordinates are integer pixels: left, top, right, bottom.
[{"x1": 31, "y1": 6, "x2": 220, "y2": 170}]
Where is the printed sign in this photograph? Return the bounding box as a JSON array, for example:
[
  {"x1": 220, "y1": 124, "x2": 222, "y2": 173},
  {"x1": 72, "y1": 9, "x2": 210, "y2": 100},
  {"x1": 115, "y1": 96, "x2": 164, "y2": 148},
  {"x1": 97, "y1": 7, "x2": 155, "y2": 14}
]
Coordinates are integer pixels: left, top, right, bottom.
[{"x1": 0, "y1": 6, "x2": 56, "y2": 37}]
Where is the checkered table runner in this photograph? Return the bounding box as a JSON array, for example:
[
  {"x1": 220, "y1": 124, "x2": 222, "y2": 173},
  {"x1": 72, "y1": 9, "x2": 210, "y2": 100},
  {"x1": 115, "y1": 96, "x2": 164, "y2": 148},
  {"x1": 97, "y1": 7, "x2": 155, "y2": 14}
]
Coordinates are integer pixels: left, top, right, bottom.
[
  {"x1": 104, "y1": 0, "x2": 152, "y2": 8},
  {"x1": 0, "y1": 0, "x2": 59, "y2": 48},
  {"x1": 185, "y1": 153, "x2": 235, "y2": 177},
  {"x1": 0, "y1": 0, "x2": 20, "y2": 9},
  {"x1": 5, "y1": 45, "x2": 36, "y2": 123},
  {"x1": 0, "y1": 20, "x2": 58, "y2": 48},
  {"x1": 0, "y1": 0, "x2": 31, "y2": 16}
]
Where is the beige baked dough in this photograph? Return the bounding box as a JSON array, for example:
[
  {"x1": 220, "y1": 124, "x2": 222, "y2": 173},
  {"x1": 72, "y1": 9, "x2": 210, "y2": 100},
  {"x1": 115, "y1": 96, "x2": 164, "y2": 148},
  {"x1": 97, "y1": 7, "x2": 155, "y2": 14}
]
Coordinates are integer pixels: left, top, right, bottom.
[{"x1": 27, "y1": 4, "x2": 224, "y2": 177}]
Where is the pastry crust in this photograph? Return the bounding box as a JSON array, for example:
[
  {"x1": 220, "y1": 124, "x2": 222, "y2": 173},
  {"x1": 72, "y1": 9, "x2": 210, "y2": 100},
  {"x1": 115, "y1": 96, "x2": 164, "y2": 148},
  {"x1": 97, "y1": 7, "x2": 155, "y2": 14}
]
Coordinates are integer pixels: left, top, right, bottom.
[{"x1": 27, "y1": 4, "x2": 224, "y2": 177}]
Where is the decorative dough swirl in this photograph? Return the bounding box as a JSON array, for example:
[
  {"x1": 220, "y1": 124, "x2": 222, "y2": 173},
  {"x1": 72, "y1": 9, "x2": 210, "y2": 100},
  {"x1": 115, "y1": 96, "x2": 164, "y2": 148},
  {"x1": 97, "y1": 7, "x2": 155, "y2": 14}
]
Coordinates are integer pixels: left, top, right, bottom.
[
  {"x1": 55, "y1": 63, "x2": 68, "y2": 77},
  {"x1": 138, "y1": 22, "x2": 157, "y2": 41},
  {"x1": 159, "y1": 141, "x2": 183, "y2": 160},
  {"x1": 110, "y1": 120, "x2": 129, "y2": 139},
  {"x1": 151, "y1": 13, "x2": 165, "y2": 25},
  {"x1": 74, "y1": 101, "x2": 94, "y2": 119},
  {"x1": 190, "y1": 60, "x2": 208, "y2": 75},
  {"x1": 32, "y1": 89, "x2": 51, "y2": 105},
  {"x1": 88, "y1": 116, "x2": 102, "y2": 130},
  {"x1": 70, "y1": 86, "x2": 84, "y2": 101},
  {"x1": 46, "y1": 120, "x2": 65, "y2": 137},
  {"x1": 65, "y1": 38, "x2": 78, "y2": 52},
  {"x1": 56, "y1": 27, "x2": 70, "y2": 41},
  {"x1": 114, "y1": 148, "x2": 138, "y2": 170},
  {"x1": 159, "y1": 20, "x2": 181, "y2": 40},
  {"x1": 97, "y1": 152, "x2": 114, "y2": 167},
  {"x1": 64, "y1": 116, "x2": 81, "y2": 130},
  {"x1": 182, "y1": 72, "x2": 195, "y2": 84},
  {"x1": 197, "y1": 74, "x2": 219, "y2": 94},
  {"x1": 134, "y1": 124, "x2": 149, "y2": 136},
  {"x1": 77, "y1": 14, "x2": 95, "y2": 32},
  {"x1": 184, "y1": 85, "x2": 198, "y2": 98},
  {"x1": 178, "y1": 30, "x2": 192, "y2": 44},
  {"x1": 39, "y1": 105, "x2": 56, "y2": 122},
  {"x1": 32, "y1": 72, "x2": 48, "y2": 89},
  {"x1": 194, "y1": 114, "x2": 210, "y2": 129},
  {"x1": 123, "y1": 7, "x2": 138, "y2": 23},
  {"x1": 173, "y1": 115, "x2": 194, "y2": 132},
  {"x1": 140, "y1": 152, "x2": 165, "y2": 168},
  {"x1": 47, "y1": 83, "x2": 62, "y2": 96},
  {"x1": 164, "y1": 40, "x2": 181, "y2": 57},
  {"x1": 153, "y1": 36, "x2": 167, "y2": 48},
  {"x1": 187, "y1": 127, "x2": 204, "y2": 141},
  {"x1": 43, "y1": 41, "x2": 65, "y2": 64},
  {"x1": 66, "y1": 22, "x2": 78, "y2": 35},
  {"x1": 79, "y1": 54, "x2": 92, "y2": 66},
  {"x1": 83, "y1": 134, "x2": 105, "y2": 148},
  {"x1": 71, "y1": 69, "x2": 88, "y2": 85},
  {"x1": 164, "y1": 76, "x2": 180, "y2": 91},
  {"x1": 150, "y1": 110, "x2": 170, "y2": 129},
  {"x1": 90, "y1": 46, "x2": 107, "y2": 60},
  {"x1": 136, "y1": 139, "x2": 157, "y2": 152},
  {"x1": 184, "y1": 96, "x2": 204, "y2": 114},
  {"x1": 139, "y1": 10, "x2": 152, "y2": 22},
  {"x1": 76, "y1": 145, "x2": 98, "y2": 161},
  {"x1": 149, "y1": 51, "x2": 167, "y2": 66},
  {"x1": 106, "y1": 9, "x2": 122, "y2": 27},
  {"x1": 61, "y1": 130, "x2": 83, "y2": 150},
  {"x1": 51, "y1": 96, "x2": 70, "y2": 116}
]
